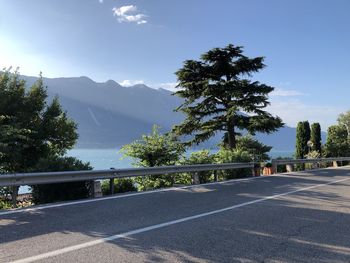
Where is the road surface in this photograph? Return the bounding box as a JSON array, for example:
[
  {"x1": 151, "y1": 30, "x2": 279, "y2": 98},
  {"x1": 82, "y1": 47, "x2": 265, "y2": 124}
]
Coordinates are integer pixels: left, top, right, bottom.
[{"x1": 1, "y1": 167, "x2": 350, "y2": 263}]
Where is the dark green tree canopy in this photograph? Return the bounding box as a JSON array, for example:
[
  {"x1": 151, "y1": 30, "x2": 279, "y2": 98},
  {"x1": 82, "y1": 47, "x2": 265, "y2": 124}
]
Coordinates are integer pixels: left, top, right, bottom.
[
  {"x1": 324, "y1": 125, "x2": 350, "y2": 157},
  {"x1": 295, "y1": 121, "x2": 311, "y2": 159},
  {"x1": 310, "y1": 122, "x2": 322, "y2": 153},
  {"x1": 337, "y1": 110, "x2": 350, "y2": 141},
  {"x1": 0, "y1": 70, "x2": 78, "y2": 173},
  {"x1": 173, "y1": 44, "x2": 283, "y2": 149},
  {"x1": 235, "y1": 135, "x2": 272, "y2": 162}
]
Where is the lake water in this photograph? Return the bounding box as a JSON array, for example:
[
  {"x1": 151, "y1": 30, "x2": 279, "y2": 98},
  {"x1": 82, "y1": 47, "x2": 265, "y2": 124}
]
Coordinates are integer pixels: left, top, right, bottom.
[
  {"x1": 18, "y1": 148, "x2": 293, "y2": 194},
  {"x1": 68, "y1": 148, "x2": 294, "y2": 170}
]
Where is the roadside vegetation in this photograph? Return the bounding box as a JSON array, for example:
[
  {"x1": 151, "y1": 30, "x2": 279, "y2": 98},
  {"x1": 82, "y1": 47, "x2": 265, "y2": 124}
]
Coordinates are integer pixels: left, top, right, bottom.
[{"x1": 1, "y1": 44, "x2": 349, "y2": 208}]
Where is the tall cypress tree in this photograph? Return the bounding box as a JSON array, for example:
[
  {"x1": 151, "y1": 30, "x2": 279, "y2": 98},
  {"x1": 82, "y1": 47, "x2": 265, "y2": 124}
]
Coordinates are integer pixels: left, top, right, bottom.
[
  {"x1": 173, "y1": 44, "x2": 283, "y2": 149},
  {"x1": 310, "y1": 122, "x2": 322, "y2": 153},
  {"x1": 295, "y1": 121, "x2": 311, "y2": 159}
]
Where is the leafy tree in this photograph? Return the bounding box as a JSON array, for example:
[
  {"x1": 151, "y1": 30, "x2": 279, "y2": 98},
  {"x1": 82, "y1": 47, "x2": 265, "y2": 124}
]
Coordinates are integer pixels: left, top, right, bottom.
[
  {"x1": 173, "y1": 44, "x2": 283, "y2": 149},
  {"x1": 31, "y1": 156, "x2": 92, "y2": 204},
  {"x1": 234, "y1": 135, "x2": 272, "y2": 162},
  {"x1": 295, "y1": 121, "x2": 311, "y2": 159},
  {"x1": 0, "y1": 69, "x2": 84, "y2": 205},
  {"x1": 120, "y1": 125, "x2": 185, "y2": 190},
  {"x1": 337, "y1": 110, "x2": 350, "y2": 141},
  {"x1": 0, "y1": 70, "x2": 78, "y2": 173},
  {"x1": 310, "y1": 123, "x2": 322, "y2": 153},
  {"x1": 324, "y1": 125, "x2": 350, "y2": 157}
]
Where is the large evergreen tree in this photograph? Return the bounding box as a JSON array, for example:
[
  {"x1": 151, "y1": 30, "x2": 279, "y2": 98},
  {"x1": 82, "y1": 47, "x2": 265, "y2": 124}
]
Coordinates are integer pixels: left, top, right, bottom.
[
  {"x1": 295, "y1": 121, "x2": 311, "y2": 159},
  {"x1": 173, "y1": 44, "x2": 283, "y2": 149},
  {"x1": 310, "y1": 122, "x2": 322, "y2": 153}
]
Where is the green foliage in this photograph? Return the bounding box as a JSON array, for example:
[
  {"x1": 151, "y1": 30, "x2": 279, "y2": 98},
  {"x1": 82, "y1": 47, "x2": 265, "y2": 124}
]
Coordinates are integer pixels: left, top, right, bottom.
[
  {"x1": 214, "y1": 148, "x2": 252, "y2": 179},
  {"x1": 0, "y1": 69, "x2": 90, "y2": 205},
  {"x1": 0, "y1": 70, "x2": 78, "y2": 173},
  {"x1": 120, "y1": 125, "x2": 185, "y2": 191},
  {"x1": 337, "y1": 110, "x2": 350, "y2": 141},
  {"x1": 305, "y1": 150, "x2": 321, "y2": 159},
  {"x1": 31, "y1": 156, "x2": 92, "y2": 204},
  {"x1": 295, "y1": 121, "x2": 311, "y2": 159},
  {"x1": 172, "y1": 44, "x2": 283, "y2": 149},
  {"x1": 234, "y1": 135, "x2": 272, "y2": 162},
  {"x1": 179, "y1": 150, "x2": 215, "y2": 184},
  {"x1": 0, "y1": 199, "x2": 11, "y2": 210},
  {"x1": 101, "y1": 178, "x2": 137, "y2": 196},
  {"x1": 310, "y1": 123, "x2": 322, "y2": 153},
  {"x1": 324, "y1": 125, "x2": 350, "y2": 157},
  {"x1": 265, "y1": 162, "x2": 272, "y2": 168}
]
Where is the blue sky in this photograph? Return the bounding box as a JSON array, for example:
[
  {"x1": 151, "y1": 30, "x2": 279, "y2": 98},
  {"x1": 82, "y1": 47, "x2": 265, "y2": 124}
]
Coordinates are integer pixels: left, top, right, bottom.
[{"x1": 0, "y1": 0, "x2": 349, "y2": 129}]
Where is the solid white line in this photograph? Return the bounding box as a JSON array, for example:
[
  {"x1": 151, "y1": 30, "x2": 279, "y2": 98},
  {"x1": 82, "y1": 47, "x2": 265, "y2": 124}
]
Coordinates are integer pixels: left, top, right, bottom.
[
  {"x1": 9, "y1": 176, "x2": 350, "y2": 263},
  {"x1": 0, "y1": 176, "x2": 266, "y2": 216}
]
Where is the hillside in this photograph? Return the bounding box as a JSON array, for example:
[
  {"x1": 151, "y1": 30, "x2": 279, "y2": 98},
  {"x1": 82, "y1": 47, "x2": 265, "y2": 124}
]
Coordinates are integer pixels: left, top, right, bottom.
[{"x1": 22, "y1": 75, "x2": 326, "y2": 150}]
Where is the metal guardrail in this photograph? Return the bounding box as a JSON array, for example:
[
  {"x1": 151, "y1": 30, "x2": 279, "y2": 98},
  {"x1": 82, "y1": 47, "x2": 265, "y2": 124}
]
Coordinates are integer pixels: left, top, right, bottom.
[
  {"x1": 2, "y1": 157, "x2": 350, "y2": 188},
  {"x1": 272, "y1": 157, "x2": 350, "y2": 172},
  {"x1": 0, "y1": 162, "x2": 255, "y2": 187}
]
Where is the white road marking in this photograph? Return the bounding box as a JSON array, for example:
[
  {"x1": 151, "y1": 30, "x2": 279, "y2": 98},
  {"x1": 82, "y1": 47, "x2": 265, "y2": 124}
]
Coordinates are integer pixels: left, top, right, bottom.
[
  {"x1": 0, "y1": 176, "x2": 266, "y2": 216},
  {"x1": 9, "y1": 176, "x2": 350, "y2": 263}
]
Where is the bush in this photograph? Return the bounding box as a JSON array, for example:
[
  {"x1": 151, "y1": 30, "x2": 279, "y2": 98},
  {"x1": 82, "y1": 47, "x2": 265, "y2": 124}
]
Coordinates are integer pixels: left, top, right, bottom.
[
  {"x1": 133, "y1": 175, "x2": 175, "y2": 191},
  {"x1": 101, "y1": 178, "x2": 137, "y2": 195},
  {"x1": 31, "y1": 156, "x2": 92, "y2": 204},
  {"x1": 214, "y1": 149, "x2": 252, "y2": 179},
  {"x1": 0, "y1": 199, "x2": 11, "y2": 210},
  {"x1": 120, "y1": 125, "x2": 185, "y2": 191},
  {"x1": 178, "y1": 150, "x2": 215, "y2": 184}
]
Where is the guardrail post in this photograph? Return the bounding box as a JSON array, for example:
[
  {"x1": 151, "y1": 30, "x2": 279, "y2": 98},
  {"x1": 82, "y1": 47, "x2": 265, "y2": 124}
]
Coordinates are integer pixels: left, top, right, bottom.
[
  {"x1": 272, "y1": 161, "x2": 277, "y2": 174},
  {"x1": 109, "y1": 179, "x2": 114, "y2": 195},
  {"x1": 89, "y1": 180, "x2": 95, "y2": 198},
  {"x1": 286, "y1": 164, "x2": 294, "y2": 172},
  {"x1": 11, "y1": 186, "x2": 19, "y2": 208},
  {"x1": 94, "y1": 181, "x2": 102, "y2": 198},
  {"x1": 213, "y1": 170, "x2": 218, "y2": 182},
  {"x1": 192, "y1": 172, "x2": 200, "y2": 185},
  {"x1": 333, "y1": 161, "x2": 339, "y2": 167}
]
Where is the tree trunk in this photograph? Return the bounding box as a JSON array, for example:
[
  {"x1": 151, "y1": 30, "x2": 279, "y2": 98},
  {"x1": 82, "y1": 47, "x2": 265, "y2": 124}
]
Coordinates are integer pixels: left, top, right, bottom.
[{"x1": 227, "y1": 120, "x2": 236, "y2": 149}]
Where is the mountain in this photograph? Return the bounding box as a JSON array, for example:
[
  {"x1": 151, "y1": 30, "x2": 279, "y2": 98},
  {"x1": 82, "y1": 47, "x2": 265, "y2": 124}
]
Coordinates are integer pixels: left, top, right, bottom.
[{"x1": 21, "y1": 75, "x2": 326, "y2": 150}]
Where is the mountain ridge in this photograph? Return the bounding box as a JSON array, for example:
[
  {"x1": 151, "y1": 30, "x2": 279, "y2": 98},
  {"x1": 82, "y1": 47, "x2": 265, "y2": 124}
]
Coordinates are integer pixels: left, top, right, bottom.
[{"x1": 20, "y1": 74, "x2": 326, "y2": 151}]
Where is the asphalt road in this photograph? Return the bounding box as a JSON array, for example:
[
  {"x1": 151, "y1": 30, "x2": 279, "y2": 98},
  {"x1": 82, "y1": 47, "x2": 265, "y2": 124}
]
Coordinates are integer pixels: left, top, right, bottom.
[{"x1": 1, "y1": 167, "x2": 350, "y2": 263}]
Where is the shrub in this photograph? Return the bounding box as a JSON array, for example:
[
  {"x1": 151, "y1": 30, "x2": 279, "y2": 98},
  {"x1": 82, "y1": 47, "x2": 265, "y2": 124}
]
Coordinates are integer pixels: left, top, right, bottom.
[
  {"x1": 178, "y1": 150, "x2": 215, "y2": 184},
  {"x1": 214, "y1": 149, "x2": 252, "y2": 179},
  {"x1": 0, "y1": 199, "x2": 11, "y2": 210},
  {"x1": 120, "y1": 125, "x2": 185, "y2": 191},
  {"x1": 101, "y1": 178, "x2": 137, "y2": 195},
  {"x1": 31, "y1": 156, "x2": 92, "y2": 204}
]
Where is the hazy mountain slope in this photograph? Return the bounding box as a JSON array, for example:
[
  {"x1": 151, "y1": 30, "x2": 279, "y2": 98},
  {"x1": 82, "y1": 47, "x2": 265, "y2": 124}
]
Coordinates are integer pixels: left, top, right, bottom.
[
  {"x1": 21, "y1": 75, "x2": 326, "y2": 150},
  {"x1": 23, "y1": 76, "x2": 183, "y2": 128}
]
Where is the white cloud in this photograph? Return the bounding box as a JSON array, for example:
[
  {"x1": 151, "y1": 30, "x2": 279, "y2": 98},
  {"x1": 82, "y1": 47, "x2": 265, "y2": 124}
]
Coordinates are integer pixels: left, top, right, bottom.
[
  {"x1": 120, "y1": 79, "x2": 145, "y2": 87},
  {"x1": 112, "y1": 5, "x2": 147, "y2": 25},
  {"x1": 267, "y1": 98, "x2": 344, "y2": 130},
  {"x1": 158, "y1": 82, "x2": 179, "y2": 91},
  {"x1": 270, "y1": 88, "x2": 306, "y2": 97}
]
